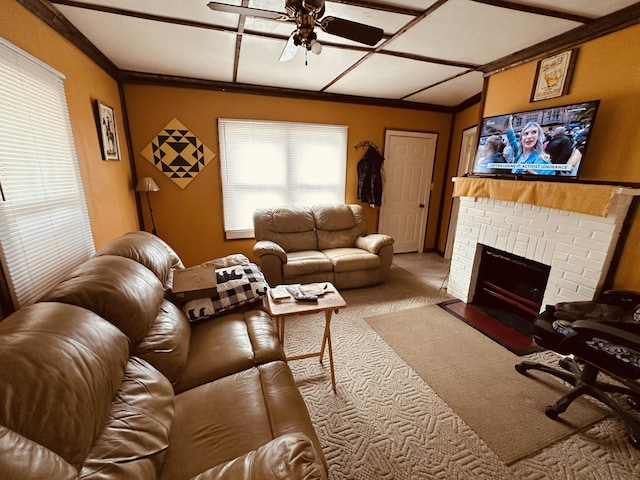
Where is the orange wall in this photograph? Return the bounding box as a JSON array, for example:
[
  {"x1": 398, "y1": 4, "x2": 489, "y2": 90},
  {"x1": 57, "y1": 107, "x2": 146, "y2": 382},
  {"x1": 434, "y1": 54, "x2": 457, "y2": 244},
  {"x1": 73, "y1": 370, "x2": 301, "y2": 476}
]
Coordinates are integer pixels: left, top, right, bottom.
[
  {"x1": 1, "y1": 0, "x2": 139, "y2": 249},
  {"x1": 482, "y1": 24, "x2": 640, "y2": 290},
  {"x1": 438, "y1": 102, "x2": 480, "y2": 252},
  {"x1": 124, "y1": 84, "x2": 452, "y2": 266}
]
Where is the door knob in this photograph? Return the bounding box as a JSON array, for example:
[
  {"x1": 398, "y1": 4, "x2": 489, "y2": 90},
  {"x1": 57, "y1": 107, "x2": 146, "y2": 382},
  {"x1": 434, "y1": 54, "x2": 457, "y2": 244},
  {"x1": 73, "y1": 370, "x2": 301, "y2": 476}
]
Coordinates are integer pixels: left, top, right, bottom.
[{"x1": 419, "y1": 204, "x2": 425, "y2": 208}]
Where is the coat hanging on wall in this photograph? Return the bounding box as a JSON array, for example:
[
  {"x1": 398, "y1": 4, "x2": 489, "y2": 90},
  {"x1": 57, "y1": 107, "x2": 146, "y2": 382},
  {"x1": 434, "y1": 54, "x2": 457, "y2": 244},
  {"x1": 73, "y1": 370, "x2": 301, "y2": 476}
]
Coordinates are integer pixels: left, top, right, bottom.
[{"x1": 356, "y1": 142, "x2": 384, "y2": 207}]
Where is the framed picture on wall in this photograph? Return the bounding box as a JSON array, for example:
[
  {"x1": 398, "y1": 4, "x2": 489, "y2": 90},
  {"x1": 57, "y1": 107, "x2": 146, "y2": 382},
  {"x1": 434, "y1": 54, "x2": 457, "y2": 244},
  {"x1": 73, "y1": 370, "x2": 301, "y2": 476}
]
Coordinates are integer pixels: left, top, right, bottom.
[
  {"x1": 530, "y1": 49, "x2": 578, "y2": 102},
  {"x1": 96, "y1": 100, "x2": 120, "y2": 160}
]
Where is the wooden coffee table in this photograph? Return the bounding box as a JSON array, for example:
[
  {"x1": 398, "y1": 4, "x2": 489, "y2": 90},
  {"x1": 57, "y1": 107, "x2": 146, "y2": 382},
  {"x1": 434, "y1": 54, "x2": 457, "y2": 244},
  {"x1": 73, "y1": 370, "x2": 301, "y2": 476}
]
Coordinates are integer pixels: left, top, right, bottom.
[{"x1": 264, "y1": 283, "x2": 346, "y2": 392}]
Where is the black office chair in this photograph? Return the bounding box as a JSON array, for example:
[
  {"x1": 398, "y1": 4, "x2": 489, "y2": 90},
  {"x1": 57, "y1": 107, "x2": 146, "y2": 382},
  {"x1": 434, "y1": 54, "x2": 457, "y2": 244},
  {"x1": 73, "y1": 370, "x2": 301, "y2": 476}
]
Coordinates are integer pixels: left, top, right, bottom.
[{"x1": 515, "y1": 290, "x2": 640, "y2": 449}]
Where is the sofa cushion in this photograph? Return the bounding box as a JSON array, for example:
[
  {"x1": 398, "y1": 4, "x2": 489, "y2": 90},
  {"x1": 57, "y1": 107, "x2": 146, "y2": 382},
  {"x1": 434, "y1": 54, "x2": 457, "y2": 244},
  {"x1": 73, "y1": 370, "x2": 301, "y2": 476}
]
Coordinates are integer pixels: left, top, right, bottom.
[
  {"x1": 42, "y1": 255, "x2": 165, "y2": 345},
  {"x1": 161, "y1": 361, "x2": 325, "y2": 480},
  {"x1": 181, "y1": 263, "x2": 268, "y2": 322},
  {"x1": 80, "y1": 357, "x2": 174, "y2": 479},
  {"x1": 322, "y1": 247, "x2": 380, "y2": 272},
  {"x1": 95, "y1": 230, "x2": 182, "y2": 289},
  {"x1": 174, "y1": 309, "x2": 285, "y2": 393},
  {"x1": 0, "y1": 302, "x2": 130, "y2": 470},
  {"x1": 134, "y1": 299, "x2": 191, "y2": 386},
  {"x1": 253, "y1": 205, "x2": 318, "y2": 252},
  {"x1": 284, "y1": 251, "x2": 334, "y2": 277}
]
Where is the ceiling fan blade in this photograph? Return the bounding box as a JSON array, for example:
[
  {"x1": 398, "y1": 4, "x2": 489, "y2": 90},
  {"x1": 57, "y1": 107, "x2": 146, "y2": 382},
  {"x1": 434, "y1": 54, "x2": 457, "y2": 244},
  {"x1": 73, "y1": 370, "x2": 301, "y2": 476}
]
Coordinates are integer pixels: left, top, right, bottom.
[
  {"x1": 207, "y1": 2, "x2": 286, "y2": 21},
  {"x1": 279, "y1": 33, "x2": 299, "y2": 62},
  {"x1": 321, "y1": 17, "x2": 383, "y2": 46}
]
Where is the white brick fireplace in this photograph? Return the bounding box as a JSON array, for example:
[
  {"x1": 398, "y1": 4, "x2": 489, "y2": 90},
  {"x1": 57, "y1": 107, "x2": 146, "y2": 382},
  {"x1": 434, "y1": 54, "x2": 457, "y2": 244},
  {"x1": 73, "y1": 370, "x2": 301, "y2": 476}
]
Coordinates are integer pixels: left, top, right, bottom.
[{"x1": 448, "y1": 178, "x2": 640, "y2": 310}]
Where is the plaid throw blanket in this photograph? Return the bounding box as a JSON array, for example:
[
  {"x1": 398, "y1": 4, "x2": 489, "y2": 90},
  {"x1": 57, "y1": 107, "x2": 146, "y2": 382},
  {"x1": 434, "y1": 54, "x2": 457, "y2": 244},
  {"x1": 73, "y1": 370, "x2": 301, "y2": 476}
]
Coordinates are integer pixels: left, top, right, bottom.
[{"x1": 183, "y1": 263, "x2": 268, "y2": 321}]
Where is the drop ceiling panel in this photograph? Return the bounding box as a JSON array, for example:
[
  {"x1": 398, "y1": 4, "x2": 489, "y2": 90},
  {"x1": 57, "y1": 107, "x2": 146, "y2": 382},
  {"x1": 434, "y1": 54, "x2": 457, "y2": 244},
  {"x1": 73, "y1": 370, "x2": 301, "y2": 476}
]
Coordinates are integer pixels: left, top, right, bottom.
[
  {"x1": 47, "y1": 0, "x2": 640, "y2": 108},
  {"x1": 326, "y1": 54, "x2": 467, "y2": 99},
  {"x1": 383, "y1": 0, "x2": 581, "y2": 64},
  {"x1": 404, "y1": 71, "x2": 484, "y2": 106},
  {"x1": 65, "y1": 0, "x2": 241, "y2": 27},
  {"x1": 56, "y1": 6, "x2": 236, "y2": 81},
  {"x1": 508, "y1": 0, "x2": 640, "y2": 18},
  {"x1": 365, "y1": 0, "x2": 438, "y2": 10},
  {"x1": 237, "y1": 36, "x2": 367, "y2": 91}
]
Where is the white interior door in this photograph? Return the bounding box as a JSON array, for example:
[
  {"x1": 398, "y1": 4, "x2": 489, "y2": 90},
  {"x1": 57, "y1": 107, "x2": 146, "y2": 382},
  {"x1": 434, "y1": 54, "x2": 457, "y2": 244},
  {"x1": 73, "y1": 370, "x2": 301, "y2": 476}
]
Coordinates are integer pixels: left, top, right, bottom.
[
  {"x1": 378, "y1": 130, "x2": 437, "y2": 253},
  {"x1": 444, "y1": 126, "x2": 478, "y2": 259}
]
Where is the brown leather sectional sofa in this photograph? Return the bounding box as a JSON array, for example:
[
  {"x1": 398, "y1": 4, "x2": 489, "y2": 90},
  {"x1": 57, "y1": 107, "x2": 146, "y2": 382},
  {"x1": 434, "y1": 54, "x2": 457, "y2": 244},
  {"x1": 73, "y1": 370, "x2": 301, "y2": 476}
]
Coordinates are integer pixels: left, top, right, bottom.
[
  {"x1": 253, "y1": 203, "x2": 394, "y2": 288},
  {"x1": 0, "y1": 231, "x2": 327, "y2": 480}
]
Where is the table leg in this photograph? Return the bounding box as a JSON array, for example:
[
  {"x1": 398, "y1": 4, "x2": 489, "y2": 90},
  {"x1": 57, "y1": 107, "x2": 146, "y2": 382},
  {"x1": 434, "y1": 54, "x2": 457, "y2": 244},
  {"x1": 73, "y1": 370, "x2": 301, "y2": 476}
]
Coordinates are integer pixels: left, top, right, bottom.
[
  {"x1": 277, "y1": 316, "x2": 285, "y2": 346},
  {"x1": 319, "y1": 309, "x2": 336, "y2": 392}
]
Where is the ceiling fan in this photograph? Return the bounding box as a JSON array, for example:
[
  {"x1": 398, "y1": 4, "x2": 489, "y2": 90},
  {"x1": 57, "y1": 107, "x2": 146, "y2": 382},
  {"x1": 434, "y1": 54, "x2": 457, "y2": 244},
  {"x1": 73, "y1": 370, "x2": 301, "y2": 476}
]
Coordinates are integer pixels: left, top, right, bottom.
[{"x1": 207, "y1": 0, "x2": 384, "y2": 62}]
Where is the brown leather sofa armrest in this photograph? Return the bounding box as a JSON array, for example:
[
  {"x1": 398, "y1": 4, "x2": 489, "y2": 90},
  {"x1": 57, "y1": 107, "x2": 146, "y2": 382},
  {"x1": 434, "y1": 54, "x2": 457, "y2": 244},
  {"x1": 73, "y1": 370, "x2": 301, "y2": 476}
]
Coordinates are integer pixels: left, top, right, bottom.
[
  {"x1": 189, "y1": 433, "x2": 327, "y2": 480},
  {"x1": 253, "y1": 240, "x2": 287, "y2": 263},
  {"x1": 355, "y1": 234, "x2": 394, "y2": 254}
]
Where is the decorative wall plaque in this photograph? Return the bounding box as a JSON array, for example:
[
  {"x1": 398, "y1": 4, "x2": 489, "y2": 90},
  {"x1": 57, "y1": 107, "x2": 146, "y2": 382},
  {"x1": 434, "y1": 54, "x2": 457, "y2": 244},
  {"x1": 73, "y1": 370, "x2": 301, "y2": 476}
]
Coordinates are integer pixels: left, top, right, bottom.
[{"x1": 141, "y1": 118, "x2": 215, "y2": 189}]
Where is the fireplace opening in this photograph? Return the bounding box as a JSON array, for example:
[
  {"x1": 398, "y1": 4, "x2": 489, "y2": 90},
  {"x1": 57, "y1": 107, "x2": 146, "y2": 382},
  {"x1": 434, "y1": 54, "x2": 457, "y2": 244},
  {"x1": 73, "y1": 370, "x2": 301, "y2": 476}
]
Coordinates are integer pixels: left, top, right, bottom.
[{"x1": 472, "y1": 245, "x2": 551, "y2": 335}]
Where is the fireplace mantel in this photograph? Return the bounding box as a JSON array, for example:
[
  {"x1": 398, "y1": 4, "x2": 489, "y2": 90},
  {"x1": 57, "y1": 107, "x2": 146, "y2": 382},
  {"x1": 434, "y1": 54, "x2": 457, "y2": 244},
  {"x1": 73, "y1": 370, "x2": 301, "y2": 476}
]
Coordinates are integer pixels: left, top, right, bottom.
[{"x1": 453, "y1": 177, "x2": 640, "y2": 217}]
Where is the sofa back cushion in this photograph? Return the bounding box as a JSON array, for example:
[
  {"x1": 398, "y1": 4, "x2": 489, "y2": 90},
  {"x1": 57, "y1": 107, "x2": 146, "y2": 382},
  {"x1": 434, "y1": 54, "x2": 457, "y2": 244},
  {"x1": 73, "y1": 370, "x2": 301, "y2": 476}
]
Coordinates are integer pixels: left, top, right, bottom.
[
  {"x1": 313, "y1": 204, "x2": 368, "y2": 250},
  {"x1": 0, "y1": 303, "x2": 130, "y2": 471},
  {"x1": 133, "y1": 299, "x2": 191, "y2": 386},
  {"x1": 41, "y1": 255, "x2": 165, "y2": 345},
  {"x1": 254, "y1": 205, "x2": 318, "y2": 252},
  {"x1": 95, "y1": 230, "x2": 183, "y2": 289}
]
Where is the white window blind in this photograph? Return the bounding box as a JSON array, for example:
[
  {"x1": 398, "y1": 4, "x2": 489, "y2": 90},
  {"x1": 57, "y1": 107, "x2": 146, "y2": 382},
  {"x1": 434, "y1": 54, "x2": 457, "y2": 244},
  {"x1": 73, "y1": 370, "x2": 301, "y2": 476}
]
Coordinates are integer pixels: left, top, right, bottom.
[
  {"x1": 0, "y1": 37, "x2": 94, "y2": 309},
  {"x1": 218, "y1": 119, "x2": 347, "y2": 239}
]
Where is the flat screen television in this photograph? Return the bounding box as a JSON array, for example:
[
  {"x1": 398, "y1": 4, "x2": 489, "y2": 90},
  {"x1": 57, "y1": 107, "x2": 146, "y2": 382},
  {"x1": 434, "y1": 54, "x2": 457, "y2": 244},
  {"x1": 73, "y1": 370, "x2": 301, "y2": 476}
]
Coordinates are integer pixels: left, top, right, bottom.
[{"x1": 470, "y1": 100, "x2": 600, "y2": 180}]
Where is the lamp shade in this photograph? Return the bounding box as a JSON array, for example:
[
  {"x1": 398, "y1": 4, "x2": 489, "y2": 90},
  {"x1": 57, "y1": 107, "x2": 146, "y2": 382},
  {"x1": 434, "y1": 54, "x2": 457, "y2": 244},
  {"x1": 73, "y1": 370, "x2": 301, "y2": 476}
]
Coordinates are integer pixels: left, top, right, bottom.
[{"x1": 135, "y1": 177, "x2": 160, "y2": 192}]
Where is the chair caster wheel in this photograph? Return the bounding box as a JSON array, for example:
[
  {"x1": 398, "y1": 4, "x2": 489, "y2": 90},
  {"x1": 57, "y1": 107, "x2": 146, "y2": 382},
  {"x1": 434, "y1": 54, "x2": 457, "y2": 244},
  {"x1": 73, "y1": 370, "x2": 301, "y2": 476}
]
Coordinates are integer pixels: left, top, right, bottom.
[
  {"x1": 515, "y1": 364, "x2": 527, "y2": 375},
  {"x1": 629, "y1": 434, "x2": 640, "y2": 450},
  {"x1": 545, "y1": 406, "x2": 559, "y2": 419}
]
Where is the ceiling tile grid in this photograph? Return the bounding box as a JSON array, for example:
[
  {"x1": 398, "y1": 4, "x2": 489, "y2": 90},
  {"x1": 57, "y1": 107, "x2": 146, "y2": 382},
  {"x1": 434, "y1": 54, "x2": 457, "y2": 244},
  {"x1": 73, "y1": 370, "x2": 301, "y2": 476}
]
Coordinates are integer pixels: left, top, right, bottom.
[{"x1": 48, "y1": 0, "x2": 640, "y2": 108}]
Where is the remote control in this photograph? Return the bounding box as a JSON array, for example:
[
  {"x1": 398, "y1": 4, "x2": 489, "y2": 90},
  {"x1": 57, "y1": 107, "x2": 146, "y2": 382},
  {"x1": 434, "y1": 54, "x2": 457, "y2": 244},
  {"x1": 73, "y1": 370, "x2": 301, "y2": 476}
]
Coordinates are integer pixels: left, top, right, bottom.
[{"x1": 294, "y1": 295, "x2": 318, "y2": 302}]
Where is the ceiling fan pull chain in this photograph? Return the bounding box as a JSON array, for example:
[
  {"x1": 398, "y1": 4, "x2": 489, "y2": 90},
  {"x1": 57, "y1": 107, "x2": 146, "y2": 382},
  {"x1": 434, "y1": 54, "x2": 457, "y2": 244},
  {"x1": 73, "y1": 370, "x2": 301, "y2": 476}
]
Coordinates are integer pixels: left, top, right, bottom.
[{"x1": 305, "y1": 49, "x2": 308, "y2": 66}]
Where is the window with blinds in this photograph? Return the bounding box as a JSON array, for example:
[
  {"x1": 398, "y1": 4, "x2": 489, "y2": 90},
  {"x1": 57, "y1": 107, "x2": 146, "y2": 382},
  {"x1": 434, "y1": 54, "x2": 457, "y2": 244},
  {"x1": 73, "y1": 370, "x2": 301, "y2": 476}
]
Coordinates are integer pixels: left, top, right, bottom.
[
  {"x1": 218, "y1": 118, "x2": 347, "y2": 239},
  {"x1": 0, "y1": 37, "x2": 94, "y2": 309}
]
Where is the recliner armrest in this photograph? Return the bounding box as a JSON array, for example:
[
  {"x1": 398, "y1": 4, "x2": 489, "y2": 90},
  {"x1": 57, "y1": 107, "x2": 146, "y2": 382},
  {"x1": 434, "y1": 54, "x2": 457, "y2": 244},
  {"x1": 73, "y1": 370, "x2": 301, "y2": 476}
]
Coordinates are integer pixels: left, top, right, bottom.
[
  {"x1": 253, "y1": 240, "x2": 287, "y2": 263},
  {"x1": 189, "y1": 433, "x2": 327, "y2": 480},
  {"x1": 354, "y1": 234, "x2": 394, "y2": 254}
]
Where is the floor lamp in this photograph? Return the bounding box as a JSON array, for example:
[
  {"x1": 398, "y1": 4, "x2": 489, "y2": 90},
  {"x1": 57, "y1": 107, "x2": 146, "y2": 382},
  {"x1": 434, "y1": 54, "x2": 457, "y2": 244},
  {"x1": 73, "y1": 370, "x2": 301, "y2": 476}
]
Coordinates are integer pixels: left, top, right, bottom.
[{"x1": 135, "y1": 176, "x2": 160, "y2": 235}]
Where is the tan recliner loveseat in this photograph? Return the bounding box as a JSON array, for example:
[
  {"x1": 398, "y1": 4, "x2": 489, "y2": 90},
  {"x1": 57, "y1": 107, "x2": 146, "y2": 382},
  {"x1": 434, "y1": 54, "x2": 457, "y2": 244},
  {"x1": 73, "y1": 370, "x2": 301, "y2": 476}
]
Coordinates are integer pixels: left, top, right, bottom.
[{"x1": 253, "y1": 203, "x2": 394, "y2": 289}]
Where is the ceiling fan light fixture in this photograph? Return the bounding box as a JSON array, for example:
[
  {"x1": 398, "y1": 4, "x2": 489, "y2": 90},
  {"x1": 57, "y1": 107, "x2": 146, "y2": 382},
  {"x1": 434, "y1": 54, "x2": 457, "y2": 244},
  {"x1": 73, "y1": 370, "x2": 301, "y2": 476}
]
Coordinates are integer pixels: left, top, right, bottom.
[{"x1": 310, "y1": 39, "x2": 322, "y2": 55}]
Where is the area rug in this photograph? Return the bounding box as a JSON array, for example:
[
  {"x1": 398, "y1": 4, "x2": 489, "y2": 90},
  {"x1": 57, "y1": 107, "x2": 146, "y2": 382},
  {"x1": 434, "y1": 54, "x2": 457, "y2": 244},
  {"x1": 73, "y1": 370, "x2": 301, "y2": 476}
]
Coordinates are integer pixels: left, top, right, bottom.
[
  {"x1": 283, "y1": 263, "x2": 639, "y2": 479},
  {"x1": 365, "y1": 304, "x2": 608, "y2": 464}
]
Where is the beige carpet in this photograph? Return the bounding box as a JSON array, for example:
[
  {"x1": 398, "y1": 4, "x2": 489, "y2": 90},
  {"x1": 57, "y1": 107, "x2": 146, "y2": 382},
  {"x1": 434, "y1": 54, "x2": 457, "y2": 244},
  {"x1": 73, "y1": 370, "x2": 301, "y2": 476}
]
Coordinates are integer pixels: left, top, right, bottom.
[
  {"x1": 365, "y1": 304, "x2": 607, "y2": 464},
  {"x1": 283, "y1": 264, "x2": 640, "y2": 479}
]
